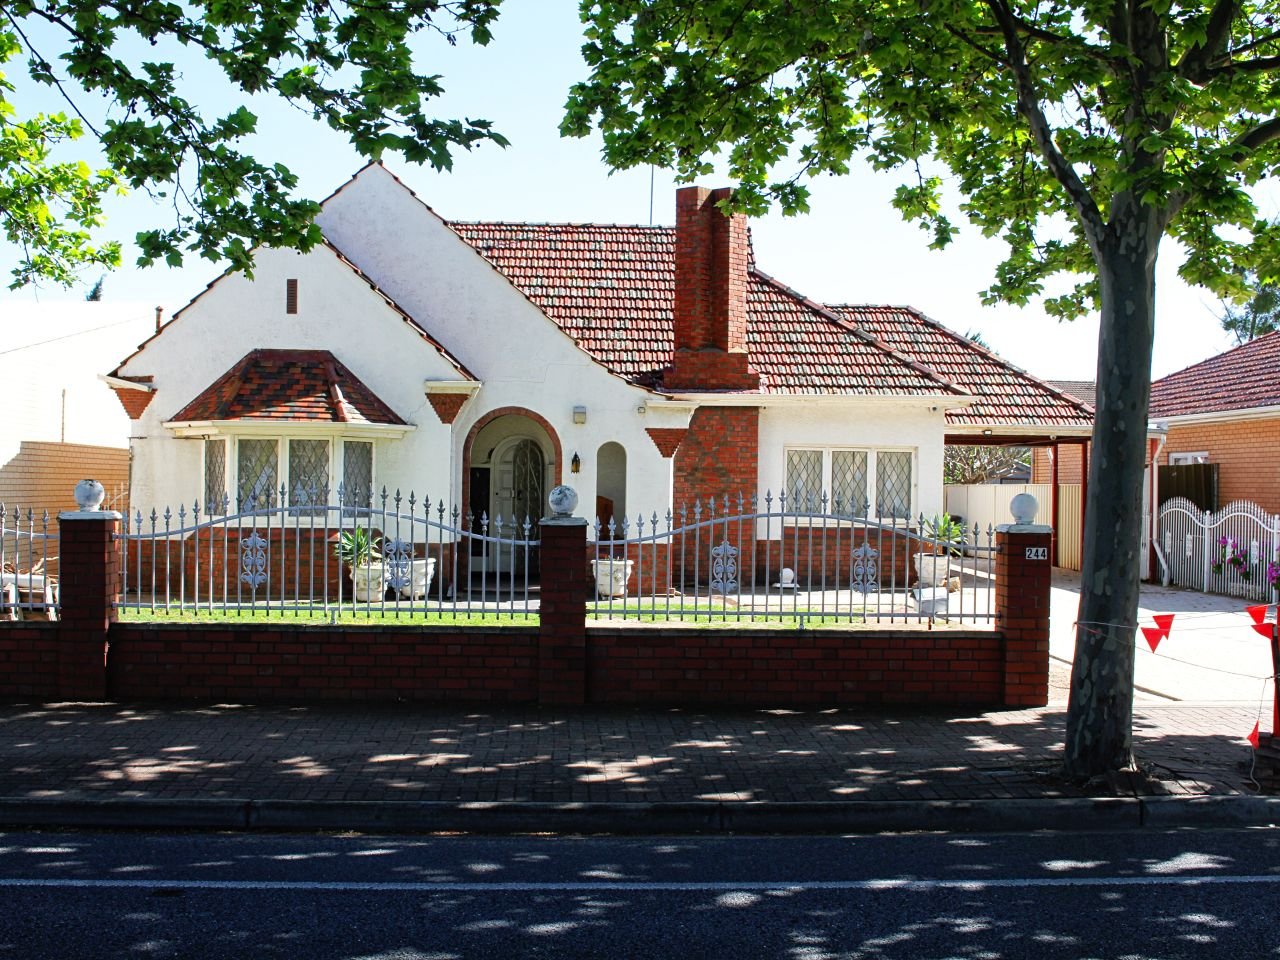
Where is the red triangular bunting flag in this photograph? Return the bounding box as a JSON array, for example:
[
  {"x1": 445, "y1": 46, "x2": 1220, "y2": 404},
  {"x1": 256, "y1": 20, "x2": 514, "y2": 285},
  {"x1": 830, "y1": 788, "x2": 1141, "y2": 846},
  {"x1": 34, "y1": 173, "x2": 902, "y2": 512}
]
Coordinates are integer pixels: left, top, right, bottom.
[
  {"x1": 1248, "y1": 722, "x2": 1260, "y2": 749},
  {"x1": 1248, "y1": 604, "x2": 1269, "y2": 625},
  {"x1": 1141, "y1": 626, "x2": 1163, "y2": 652},
  {"x1": 1153, "y1": 614, "x2": 1175, "y2": 638},
  {"x1": 1253, "y1": 622, "x2": 1275, "y2": 638}
]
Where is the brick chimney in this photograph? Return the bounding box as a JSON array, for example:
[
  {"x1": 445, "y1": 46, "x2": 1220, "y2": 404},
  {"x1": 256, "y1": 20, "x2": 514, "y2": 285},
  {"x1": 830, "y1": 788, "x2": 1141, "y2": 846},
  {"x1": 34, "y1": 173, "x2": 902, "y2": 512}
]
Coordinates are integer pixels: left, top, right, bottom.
[{"x1": 666, "y1": 186, "x2": 760, "y2": 391}]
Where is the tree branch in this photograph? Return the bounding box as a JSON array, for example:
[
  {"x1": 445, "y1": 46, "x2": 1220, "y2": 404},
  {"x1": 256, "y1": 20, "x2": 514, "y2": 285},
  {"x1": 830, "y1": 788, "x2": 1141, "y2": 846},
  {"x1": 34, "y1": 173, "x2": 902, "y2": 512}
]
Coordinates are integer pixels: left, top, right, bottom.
[
  {"x1": 1206, "y1": 53, "x2": 1280, "y2": 76},
  {"x1": 984, "y1": 0, "x2": 1105, "y2": 243},
  {"x1": 1176, "y1": 0, "x2": 1238, "y2": 80},
  {"x1": 1168, "y1": 115, "x2": 1280, "y2": 219}
]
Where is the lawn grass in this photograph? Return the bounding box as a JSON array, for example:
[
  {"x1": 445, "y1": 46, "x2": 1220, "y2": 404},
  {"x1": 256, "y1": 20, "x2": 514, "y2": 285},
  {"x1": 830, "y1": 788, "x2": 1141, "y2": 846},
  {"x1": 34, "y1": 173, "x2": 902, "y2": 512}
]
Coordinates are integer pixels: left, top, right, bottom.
[{"x1": 118, "y1": 606, "x2": 538, "y2": 627}]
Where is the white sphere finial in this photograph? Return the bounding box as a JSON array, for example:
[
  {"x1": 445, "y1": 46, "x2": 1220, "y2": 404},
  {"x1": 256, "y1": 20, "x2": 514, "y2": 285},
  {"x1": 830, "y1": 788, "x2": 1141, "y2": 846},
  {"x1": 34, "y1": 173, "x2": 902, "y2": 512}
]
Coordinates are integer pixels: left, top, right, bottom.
[
  {"x1": 1010, "y1": 492, "x2": 1038, "y2": 524},
  {"x1": 547, "y1": 484, "x2": 579, "y2": 518},
  {"x1": 74, "y1": 479, "x2": 106, "y2": 511}
]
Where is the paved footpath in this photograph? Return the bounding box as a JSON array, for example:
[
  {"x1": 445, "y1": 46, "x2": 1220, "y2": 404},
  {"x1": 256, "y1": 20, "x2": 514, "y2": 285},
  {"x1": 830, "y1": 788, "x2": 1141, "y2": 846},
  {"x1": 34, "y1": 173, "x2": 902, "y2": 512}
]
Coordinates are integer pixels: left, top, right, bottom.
[
  {"x1": 0, "y1": 699, "x2": 1266, "y2": 823},
  {"x1": 0, "y1": 571, "x2": 1275, "y2": 834}
]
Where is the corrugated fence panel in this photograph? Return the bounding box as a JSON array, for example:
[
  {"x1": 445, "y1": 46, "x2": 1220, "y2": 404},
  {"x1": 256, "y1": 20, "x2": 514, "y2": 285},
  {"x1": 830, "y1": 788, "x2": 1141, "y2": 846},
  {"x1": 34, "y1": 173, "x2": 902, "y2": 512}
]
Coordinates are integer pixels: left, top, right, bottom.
[{"x1": 946, "y1": 483, "x2": 1082, "y2": 570}]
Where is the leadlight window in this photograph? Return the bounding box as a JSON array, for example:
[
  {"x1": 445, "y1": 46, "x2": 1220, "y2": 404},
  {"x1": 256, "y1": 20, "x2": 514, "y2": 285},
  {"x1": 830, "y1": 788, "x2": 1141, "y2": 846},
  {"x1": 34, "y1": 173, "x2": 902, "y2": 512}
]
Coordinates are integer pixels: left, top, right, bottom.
[
  {"x1": 785, "y1": 449, "x2": 823, "y2": 509},
  {"x1": 288, "y1": 439, "x2": 329, "y2": 511},
  {"x1": 343, "y1": 440, "x2": 373, "y2": 507},
  {"x1": 785, "y1": 447, "x2": 913, "y2": 519},
  {"x1": 203, "y1": 438, "x2": 227, "y2": 514},
  {"x1": 831, "y1": 450, "x2": 869, "y2": 517},
  {"x1": 876, "y1": 451, "x2": 913, "y2": 519},
  {"x1": 237, "y1": 439, "x2": 278, "y2": 509}
]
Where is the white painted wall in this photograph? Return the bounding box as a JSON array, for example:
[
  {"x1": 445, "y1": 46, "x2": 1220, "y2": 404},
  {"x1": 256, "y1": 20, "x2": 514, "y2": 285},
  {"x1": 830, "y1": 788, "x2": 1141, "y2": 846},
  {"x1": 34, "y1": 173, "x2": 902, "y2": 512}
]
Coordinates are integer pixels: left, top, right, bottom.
[
  {"x1": 317, "y1": 165, "x2": 684, "y2": 519},
  {"x1": 116, "y1": 244, "x2": 460, "y2": 510},
  {"x1": 758, "y1": 400, "x2": 948, "y2": 519}
]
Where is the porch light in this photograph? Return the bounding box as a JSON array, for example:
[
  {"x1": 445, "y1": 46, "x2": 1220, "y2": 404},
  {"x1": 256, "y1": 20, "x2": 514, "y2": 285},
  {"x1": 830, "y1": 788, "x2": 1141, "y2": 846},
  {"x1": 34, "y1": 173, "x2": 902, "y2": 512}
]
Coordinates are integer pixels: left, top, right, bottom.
[{"x1": 571, "y1": 452, "x2": 582, "y2": 474}]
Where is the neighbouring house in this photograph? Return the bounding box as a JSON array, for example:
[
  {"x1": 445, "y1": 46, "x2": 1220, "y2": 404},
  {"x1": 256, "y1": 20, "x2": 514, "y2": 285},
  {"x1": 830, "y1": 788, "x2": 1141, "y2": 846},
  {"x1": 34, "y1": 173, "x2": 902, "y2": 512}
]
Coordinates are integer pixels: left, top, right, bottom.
[
  {"x1": 104, "y1": 163, "x2": 1093, "y2": 587},
  {"x1": 1, "y1": 303, "x2": 157, "y2": 564},
  {"x1": 1150, "y1": 331, "x2": 1280, "y2": 513}
]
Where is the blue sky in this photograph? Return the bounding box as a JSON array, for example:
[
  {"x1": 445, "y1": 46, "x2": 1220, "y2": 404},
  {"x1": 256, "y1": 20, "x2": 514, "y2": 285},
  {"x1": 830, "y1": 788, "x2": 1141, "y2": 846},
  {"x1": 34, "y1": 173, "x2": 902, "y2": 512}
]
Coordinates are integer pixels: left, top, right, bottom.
[{"x1": 0, "y1": 0, "x2": 1247, "y2": 381}]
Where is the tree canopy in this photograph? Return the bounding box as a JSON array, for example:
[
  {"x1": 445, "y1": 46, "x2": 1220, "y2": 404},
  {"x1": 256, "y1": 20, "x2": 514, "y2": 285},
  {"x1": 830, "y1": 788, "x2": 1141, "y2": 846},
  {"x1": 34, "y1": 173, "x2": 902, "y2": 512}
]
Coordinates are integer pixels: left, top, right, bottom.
[
  {"x1": 1220, "y1": 277, "x2": 1280, "y2": 343},
  {"x1": 564, "y1": 0, "x2": 1280, "y2": 775},
  {"x1": 0, "y1": 0, "x2": 507, "y2": 289}
]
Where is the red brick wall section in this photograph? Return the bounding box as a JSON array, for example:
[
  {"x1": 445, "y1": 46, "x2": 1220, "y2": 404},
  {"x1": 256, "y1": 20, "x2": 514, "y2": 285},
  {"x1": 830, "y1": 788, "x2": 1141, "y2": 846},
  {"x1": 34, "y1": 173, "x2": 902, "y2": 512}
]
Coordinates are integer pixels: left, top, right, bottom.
[
  {"x1": 1161, "y1": 417, "x2": 1280, "y2": 513},
  {"x1": 674, "y1": 407, "x2": 759, "y2": 508},
  {"x1": 645, "y1": 428, "x2": 687, "y2": 459},
  {"x1": 587, "y1": 628, "x2": 1004, "y2": 705},
  {"x1": 111, "y1": 385, "x2": 154, "y2": 419},
  {"x1": 995, "y1": 527, "x2": 1052, "y2": 706},
  {"x1": 0, "y1": 623, "x2": 61, "y2": 698},
  {"x1": 55, "y1": 513, "x2": 118, "y2": 700},
  {"x1": 538, "y1": 519, "x2": 588, "y2": 704},
  {"x1": 427, "y1": 393, "x2": 469, "y2": 425},
  {"x1": 108, "y1": 625, "x2": 539, "y2": 702}
]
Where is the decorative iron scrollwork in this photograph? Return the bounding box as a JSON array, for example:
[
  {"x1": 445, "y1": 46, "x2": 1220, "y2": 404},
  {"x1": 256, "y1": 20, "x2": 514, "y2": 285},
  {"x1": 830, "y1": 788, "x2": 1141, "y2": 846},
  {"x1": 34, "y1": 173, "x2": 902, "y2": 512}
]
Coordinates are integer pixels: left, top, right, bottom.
[
  {"x1": 240, "y1": 530, "x2": 268, "y2": 589},
  {"x1": 851, "y1": 543, "x2": 879, "y2": 595},
  {"x1": 710, "y1": 540, "x2": 739, "y2": 594}
]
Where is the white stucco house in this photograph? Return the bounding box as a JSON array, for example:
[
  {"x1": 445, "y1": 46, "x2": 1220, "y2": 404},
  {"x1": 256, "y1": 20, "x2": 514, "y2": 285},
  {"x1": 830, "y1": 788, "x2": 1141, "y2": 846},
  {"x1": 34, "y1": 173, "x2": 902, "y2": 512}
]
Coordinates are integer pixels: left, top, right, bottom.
[{"x1": 105, "y1": 163, "x2": 1092, "y2": 575}]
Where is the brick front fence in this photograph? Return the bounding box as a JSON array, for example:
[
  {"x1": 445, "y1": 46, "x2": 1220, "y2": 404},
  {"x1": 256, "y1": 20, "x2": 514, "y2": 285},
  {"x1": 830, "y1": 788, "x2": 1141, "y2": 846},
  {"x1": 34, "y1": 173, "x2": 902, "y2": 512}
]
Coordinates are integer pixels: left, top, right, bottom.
[{"x1": 1, "y1": 492, "x2": 1052, "y2": 708}]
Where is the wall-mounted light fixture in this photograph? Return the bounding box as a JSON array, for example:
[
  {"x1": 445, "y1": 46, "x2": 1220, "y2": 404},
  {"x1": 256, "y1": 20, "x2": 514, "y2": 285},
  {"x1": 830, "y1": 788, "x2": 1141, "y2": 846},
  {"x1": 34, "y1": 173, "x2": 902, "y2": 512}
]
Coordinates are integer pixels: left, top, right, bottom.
[
  {"x1": 573, "y1": 405, "x2": 587, "y2": 424},
  {"x1": 571, "y1": 452, "x2": 582, "y2": 474},
  {"x1": 982, "y1": 429, "x2": 993, "y2": 436}
]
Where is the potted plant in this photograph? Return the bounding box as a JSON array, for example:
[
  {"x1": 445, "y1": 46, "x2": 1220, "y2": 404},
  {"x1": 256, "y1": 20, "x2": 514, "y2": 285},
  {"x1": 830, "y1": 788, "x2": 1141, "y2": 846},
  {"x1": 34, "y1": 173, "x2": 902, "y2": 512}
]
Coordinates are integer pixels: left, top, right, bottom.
[
  {"x1": 914, "y1": 513, "x2": 964, "y2": 587},
  {"x1": 335, "y1": 527, "x2": 388, "y2": 601}
]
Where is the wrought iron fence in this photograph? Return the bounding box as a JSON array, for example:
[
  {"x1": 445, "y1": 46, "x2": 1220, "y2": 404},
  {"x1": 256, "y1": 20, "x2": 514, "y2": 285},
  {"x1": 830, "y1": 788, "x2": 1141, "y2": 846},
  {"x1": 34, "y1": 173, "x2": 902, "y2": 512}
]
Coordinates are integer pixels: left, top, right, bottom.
[
  {"x1": 0, "y1": 504, "x2": 60, "y2": 620},
  {"x1": 118, "y1": 486, "x2": 539, "y2": 620},
  {"x1": 589, "y1": 492, "x2": 998, "y2": 625},
  {"x1": 1157, "y1": 497, "x2": 1280, "y2": 601}
]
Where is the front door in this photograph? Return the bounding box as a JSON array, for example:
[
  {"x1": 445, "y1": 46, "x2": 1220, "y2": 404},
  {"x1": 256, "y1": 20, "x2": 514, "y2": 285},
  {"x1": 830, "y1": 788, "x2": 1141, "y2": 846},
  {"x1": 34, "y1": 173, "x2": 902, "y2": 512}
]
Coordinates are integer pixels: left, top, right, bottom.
[{"x1": 491, "y1": 438, "x2": 543, "y2": 574}]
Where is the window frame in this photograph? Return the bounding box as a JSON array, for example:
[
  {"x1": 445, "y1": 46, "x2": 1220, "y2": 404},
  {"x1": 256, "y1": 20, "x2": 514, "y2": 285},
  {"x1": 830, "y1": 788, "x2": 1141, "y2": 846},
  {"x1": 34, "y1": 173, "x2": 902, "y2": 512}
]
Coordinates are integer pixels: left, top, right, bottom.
[
  {"x1": 210, "y1": 434, "x2": 377, "y2": 514},
  {"x1": 783, "y1": 444, "x2": 916, "y2": 521}
]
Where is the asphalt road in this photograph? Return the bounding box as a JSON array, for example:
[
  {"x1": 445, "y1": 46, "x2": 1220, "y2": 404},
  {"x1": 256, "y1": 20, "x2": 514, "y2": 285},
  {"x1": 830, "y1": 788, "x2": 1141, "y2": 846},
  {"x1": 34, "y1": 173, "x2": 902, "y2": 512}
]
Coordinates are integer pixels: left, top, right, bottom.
[{"x1": 0, "y1": 828, "x2": 1277, "y2": 959}]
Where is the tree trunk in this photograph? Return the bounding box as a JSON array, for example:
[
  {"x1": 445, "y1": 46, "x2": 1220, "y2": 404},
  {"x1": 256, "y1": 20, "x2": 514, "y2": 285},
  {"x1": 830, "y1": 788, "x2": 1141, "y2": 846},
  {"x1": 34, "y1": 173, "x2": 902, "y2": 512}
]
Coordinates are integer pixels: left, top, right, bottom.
[{"x1": 1063, "y1": 215, "x2": 1160, "y2": 778}]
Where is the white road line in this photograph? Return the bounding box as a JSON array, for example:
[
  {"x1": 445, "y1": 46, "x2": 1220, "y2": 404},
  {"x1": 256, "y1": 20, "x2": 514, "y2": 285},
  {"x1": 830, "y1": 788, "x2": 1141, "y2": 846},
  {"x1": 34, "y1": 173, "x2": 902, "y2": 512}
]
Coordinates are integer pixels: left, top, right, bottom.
[{"x1": 0, "y1": 875, "x2": 1277, "y2": 893}]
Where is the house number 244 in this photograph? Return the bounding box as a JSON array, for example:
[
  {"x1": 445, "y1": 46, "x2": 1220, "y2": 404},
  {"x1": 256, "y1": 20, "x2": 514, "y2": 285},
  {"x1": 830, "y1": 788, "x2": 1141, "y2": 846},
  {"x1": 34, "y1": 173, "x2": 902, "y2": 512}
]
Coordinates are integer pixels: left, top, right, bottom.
[{"x1": 1025, "y1": 547, "x2": 1048, "y2": 561}]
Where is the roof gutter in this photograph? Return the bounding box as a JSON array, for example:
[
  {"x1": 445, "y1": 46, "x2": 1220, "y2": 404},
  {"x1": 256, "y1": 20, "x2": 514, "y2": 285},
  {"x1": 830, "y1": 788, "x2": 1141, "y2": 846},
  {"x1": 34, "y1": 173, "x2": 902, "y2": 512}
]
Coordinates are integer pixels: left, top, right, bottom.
[
  {"x1": 658, "y1": 392, "x2": 977, "y2": 409},
  {"x1": 1152, "y1": 403, "x2": 1280, "y2": 428}
]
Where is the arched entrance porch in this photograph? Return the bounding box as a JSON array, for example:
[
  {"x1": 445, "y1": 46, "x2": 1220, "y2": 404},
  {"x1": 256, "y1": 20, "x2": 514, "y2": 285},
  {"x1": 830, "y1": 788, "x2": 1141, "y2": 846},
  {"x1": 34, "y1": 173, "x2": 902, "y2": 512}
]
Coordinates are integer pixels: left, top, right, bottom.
[{"x1": 463, "y1": 408, "x2": 562, "y2": 579}]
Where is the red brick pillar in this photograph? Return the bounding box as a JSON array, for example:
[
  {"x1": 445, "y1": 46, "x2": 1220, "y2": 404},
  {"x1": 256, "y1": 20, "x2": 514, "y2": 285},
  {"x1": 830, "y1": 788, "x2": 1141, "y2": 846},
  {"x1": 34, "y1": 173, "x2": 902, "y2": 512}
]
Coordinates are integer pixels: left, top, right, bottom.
[
  {"x1": 995, "y1": 495, "x2": 1052, "y2": 707},
  {"x1": 538, "y1": 494, "x2": 589, "y2": 705},
  {"x1": 56, "y1": 503, "x2": 121, "y2": 700}
]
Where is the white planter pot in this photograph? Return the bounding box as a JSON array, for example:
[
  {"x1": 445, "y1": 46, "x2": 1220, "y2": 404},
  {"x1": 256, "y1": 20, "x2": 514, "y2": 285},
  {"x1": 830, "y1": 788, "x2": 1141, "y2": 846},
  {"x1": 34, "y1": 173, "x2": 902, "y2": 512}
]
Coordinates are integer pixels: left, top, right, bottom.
[
  {"x1": 913, "y1": 553, "x2": 950, "y2": 587},
  {"x1": 591, "y1": 558, "x2": 635, "y2": 598},
  {"x1": 350, "y1": 562, "x2": 389, "y2": 602},
  {"x1": 393, "y1": 558, "x2": 437, "y2": 600}
]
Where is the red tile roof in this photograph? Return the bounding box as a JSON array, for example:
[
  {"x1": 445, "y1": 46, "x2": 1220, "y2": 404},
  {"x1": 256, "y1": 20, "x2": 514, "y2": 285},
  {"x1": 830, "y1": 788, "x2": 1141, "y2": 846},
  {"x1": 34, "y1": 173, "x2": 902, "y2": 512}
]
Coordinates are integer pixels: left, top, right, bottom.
[
  {"x1": 1150, "y1": 331, "x2": 1280, "y2": 419},
  {"x1": 830, "y1": 306, "x2": 1095, "y2": 429},
  {"x1": 169, "y1": 350, "x2": 405, "y2": 425},
  {"x1": 450, "y1": 220, "x2": 1092, "y2": 428},
  {"x1": 450, "y1": 222, "x2": 961, "y2": 398}
]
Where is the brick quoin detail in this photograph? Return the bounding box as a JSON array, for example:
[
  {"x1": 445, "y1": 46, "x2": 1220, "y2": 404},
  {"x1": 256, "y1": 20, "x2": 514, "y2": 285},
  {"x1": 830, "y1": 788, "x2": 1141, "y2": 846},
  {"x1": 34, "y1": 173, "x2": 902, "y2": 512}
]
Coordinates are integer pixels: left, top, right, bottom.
[
  {"x1": 667, "y1": 185, "x2": 760, "y2": 391},
  {"x1": 995, "y1": 527, "x2": 1052, "y2": 707},
  {"x1": 111, "y1": 385, "x2": 154, "y2": 419},
  {"x1": 645, "y1": 427, "x2": 688, "y2": 459},
  {"x1": 427, "y1": 393, "x2": 470, "y2": 425}
]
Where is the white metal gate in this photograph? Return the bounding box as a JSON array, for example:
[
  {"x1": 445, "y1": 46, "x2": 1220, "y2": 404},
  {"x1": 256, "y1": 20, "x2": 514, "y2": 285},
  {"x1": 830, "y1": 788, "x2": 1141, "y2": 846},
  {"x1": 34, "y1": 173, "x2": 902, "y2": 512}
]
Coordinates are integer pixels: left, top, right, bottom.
[{"x1": 1157, "y1": 497, "x2": 1279, "y2": 601}]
